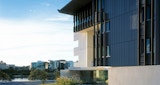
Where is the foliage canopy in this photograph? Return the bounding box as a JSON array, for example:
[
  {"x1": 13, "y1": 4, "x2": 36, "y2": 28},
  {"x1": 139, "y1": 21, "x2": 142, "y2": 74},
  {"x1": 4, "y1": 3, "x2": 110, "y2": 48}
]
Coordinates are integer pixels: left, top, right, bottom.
[
  {"x1": 0, "y1": 71, "x2": 11, "y2": 81},
  {"x1": 28, "y1": 69, "x2": 48, "y2": 84}
]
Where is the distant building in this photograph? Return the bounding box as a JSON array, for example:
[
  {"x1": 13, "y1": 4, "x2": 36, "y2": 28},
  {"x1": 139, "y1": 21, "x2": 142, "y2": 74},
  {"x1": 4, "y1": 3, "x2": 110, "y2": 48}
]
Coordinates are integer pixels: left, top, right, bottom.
[
  {"x1": 30, "y1": 60, "x2": 73, "y2": 70},
  {"x1": 30, "y1": 61, "x2": 49, "y2": 70},
  {"x1": 59, "y1": 60, "x2": 66, "y2": 69},
  {"x1": 48, "y1": 60, "x2": 73, "y2": 70},
  {"x1": 0, "y1": 61, "x2": 8, "y2": 69},
  {"x1": 30, "y1": 62, "x2": 37, "y2": 69},
  {"x1": 44, "y1": 62, "x2": 49, "y2": 69},
  {"x1": 48, "y1": 60, "x2": 66, "y2": 70},
  {"x1": 65, "y1": 61, "x2": 74, "y2": 69},
  {"x1": 48, "y1": 60, "x2": 59, "y2": 70},
  {"x1": 0, "y1": 61, "x2": 15, "y2": 70}
]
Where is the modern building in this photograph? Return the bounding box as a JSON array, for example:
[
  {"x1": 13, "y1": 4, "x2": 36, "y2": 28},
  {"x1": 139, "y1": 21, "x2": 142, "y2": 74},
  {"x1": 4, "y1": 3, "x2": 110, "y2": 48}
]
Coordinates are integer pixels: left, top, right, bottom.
[
  {"x1": 30, "y1": 61, "x2": 49, "y2": 70},
  {"x1": 48, "y1": 60, "x2": 73, "y2": 70},
  {"x1": 48, "y1": 60, "x2": 63, "y2": 70},
  {"x1": 65, "y1": 61, "x2": 74, "y2": 69},
  {"x1": 0, "y1": 61, "x2": 8, "y2": 70},
  {"x1": 59, "y1": 0, "x2": 160, "y2": 67},
  {"x1": 0, "y1": 61, "x2": 15, "y2": 70},
  {"x1": 59, "y1": 0, "x2": 160, "y2": 83}
]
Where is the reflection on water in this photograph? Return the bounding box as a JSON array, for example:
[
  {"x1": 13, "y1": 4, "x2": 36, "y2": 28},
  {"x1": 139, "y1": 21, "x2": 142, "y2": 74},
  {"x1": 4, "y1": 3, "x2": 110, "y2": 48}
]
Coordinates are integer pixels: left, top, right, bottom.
[
  {"x1": 0, "y1": 79, "x2": 55, "y2": 85},
  {"x1": 12, "y1": 78, "x2": 29, "y2": 82}
]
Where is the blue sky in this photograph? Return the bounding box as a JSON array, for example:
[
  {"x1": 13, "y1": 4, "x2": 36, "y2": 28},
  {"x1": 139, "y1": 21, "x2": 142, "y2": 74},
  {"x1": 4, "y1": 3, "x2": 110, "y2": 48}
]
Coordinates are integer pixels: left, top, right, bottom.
[{"x1": 0, "y1": 0, "x2": 77, "y2": 66}]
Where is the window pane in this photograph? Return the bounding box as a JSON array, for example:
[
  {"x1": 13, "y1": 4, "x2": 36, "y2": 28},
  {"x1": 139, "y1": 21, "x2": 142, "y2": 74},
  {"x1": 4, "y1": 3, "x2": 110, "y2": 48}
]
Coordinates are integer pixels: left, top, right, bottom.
[
  {"x1": 106, "y1": 22, "x2": 110, "y2": 32},
  {"x1": 141, "y1": 7, "x2": 144, "y2": 22},
  {"x1": 146, "y1": 38, "x2": 151, "y2": 53},
  {"x1": 98, "y1": 0, "x2": 101, "y2": 11},
  {"x1": 140, "y1": 39, "x2": 144, "y2": 54},
  {"x1": 98, "y1": 47, "x2": 101, "y2": 58},
  {"x1": 100, "y1": 23, "x2": 104, "y2": 33},
  {"x1": 102, "y1": 0, "x2": 105, "y2": 9},
  {"x1": 107, "y1": 46, "x2": 110, "y2": 57},
  {"x1": 146, "y1": 0, "x2": 151, "y2": 5},
  {"x1": 146, "y1": 6, "x2": 151, "y2": 20},
  {"x1": 102, "y1": 47, "x2": 105, "y2": 58}
]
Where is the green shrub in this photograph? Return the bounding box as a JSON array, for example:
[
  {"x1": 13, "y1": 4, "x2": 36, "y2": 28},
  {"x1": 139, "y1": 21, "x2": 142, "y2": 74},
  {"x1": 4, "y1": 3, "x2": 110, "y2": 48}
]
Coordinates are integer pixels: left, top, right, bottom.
[
  {"x1": 0, "y1": 71, "x2": 11, "y2": 81},
  {"x1": 54, "y1": 77, "x2": 82, "y2": 85},
  {"x1": 53, "y1": 70, "x2": 60, "y2": 79},
  {"x1": 28, "y1": 69, "x2": 48, "y2": 84}
]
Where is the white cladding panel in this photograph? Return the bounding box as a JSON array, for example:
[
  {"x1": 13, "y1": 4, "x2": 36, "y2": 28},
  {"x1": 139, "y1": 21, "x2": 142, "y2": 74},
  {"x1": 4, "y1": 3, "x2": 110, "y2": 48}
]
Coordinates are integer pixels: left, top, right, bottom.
[{"x1": 74, "y1": 28, "x2": 94, "y2": 67}]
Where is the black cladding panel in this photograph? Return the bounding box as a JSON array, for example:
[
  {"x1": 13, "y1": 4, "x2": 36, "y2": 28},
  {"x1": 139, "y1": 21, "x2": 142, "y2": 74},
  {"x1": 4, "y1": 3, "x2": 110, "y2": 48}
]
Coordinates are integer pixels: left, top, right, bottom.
[{"x1": 105, "y1": 0, "x2": 138, "y2": 66}]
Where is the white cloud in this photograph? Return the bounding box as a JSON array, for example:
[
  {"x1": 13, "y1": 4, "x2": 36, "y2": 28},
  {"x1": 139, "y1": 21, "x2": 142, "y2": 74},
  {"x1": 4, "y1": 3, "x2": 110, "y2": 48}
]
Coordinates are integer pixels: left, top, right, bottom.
[{"x1": 0, "y1": 18, "x2": 77, "y2": 66}]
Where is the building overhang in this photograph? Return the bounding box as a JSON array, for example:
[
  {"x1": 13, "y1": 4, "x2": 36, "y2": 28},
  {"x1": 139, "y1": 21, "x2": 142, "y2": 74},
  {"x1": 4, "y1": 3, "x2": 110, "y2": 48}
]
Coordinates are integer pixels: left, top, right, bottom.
[
  {"x1": 58, "y1": 0, "x2": 92, "y2": 15},
  {"x1": 68, "y1": 66, "x2": 110, "y2": 71}
]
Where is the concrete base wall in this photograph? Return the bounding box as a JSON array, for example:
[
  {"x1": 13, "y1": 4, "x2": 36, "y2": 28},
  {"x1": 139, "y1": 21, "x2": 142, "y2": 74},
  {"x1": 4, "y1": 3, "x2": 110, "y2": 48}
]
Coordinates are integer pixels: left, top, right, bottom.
[{"x1": 109, "y1": 65, "x2": 160, "y2": 85}]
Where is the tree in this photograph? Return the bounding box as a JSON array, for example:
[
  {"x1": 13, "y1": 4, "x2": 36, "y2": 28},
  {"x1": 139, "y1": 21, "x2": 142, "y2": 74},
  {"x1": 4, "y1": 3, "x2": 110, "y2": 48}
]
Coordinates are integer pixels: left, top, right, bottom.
[
  {"x1": 53, "y1": 70, "x2": 60, "y2": 79},
  {"x1": 0, "y1": 71, "x2": 11, "y2": 81},
  {"x1": 28, "y1": 69, "x2": 48, "y2": 84}
]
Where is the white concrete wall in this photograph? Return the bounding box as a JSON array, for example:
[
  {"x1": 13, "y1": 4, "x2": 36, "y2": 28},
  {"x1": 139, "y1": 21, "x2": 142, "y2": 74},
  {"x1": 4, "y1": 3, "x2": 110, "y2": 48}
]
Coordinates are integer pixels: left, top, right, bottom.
[
  {"x1": 74, "y1": 27, "x2": 94, "y2": 67},
  {"x1": 74, "y1": 32, "x2": 87, "y2": 67},
  {"x1": 109, "y1": 65, "x2": 160, "y2": 85},
  {"x1": 87, "y1": 30, "x2": 94, "y2": 67}
]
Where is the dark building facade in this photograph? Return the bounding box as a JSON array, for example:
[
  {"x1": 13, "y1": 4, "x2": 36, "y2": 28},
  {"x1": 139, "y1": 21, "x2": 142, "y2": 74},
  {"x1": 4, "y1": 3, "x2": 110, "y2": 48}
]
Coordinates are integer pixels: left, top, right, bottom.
[{"x1": 59, "y1": 0, "x2": 160, "y2": 66}]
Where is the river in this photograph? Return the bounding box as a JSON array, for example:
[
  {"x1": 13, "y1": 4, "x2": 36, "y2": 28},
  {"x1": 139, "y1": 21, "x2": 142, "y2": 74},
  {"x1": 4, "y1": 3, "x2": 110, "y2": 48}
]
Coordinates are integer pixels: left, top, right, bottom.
[{"x1": 0, "y1": 78, "x2": 55, "y2": 85}]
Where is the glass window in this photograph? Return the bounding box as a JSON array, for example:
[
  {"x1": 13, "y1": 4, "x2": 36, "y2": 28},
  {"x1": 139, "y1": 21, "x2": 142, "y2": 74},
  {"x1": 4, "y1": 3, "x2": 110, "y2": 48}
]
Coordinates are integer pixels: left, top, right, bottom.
[
  {"x1": 102, "y1": 0, "x2": 105, "y2": 10},
  {"x1": 141, "y1": 7, "x2": 144, "y2": 22},
  {"x1": 146, "y1": 6, "x2": 151, "y2": 20},
  {"x1": 98, "y1": 47, "x2": 101, "y2": 58},
  {"x1": 77, "y1": 15, "x2": 79, "y2": 26},
  {"x1": 107, "y1": 46, "x2": 110, "y2": 57},
  {"x1": 102, "y1": 47, "x2": 105, "y2": 58},
  {"x1": 106, "y1": 21, "x2": 110, "y2": 32},
  {"x1": 87, "y1": 16, "x2": 89, "y2": 22},
  {"x1": 97, "y1": 0, "x2": 101, "y2": 11},
  {"x1": 146, "y1": 0, "x2": 151, "y2": 5},
  {"x1": 98, "y1": 31, "x2": 101, "y2": 45},
  {"x1": 100, "y1": 23, "x2": 104, "y2": 33},
  {"x1": 146, "y1": 38, "x2": 151, "y2": 53},
  {"x1": 140, "y1": 39, "x2": 144, "y2": 54}
]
